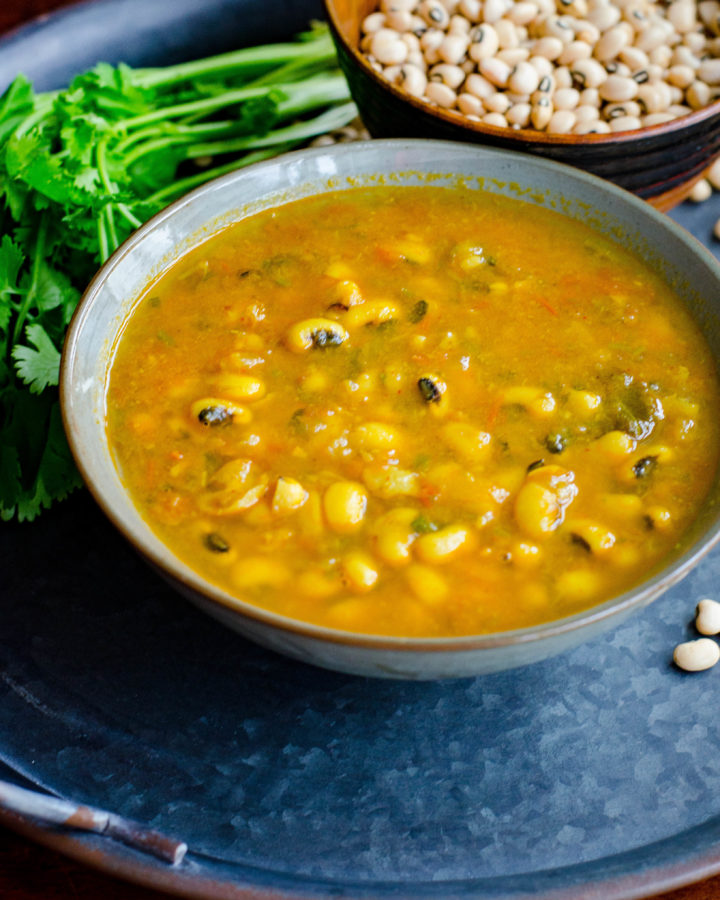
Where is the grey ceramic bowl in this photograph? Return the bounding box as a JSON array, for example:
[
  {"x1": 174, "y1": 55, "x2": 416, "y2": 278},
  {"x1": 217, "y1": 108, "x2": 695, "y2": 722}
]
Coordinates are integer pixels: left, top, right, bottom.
[{"x1": 61, "y1": 139, "x2": 720, "y2": 680}]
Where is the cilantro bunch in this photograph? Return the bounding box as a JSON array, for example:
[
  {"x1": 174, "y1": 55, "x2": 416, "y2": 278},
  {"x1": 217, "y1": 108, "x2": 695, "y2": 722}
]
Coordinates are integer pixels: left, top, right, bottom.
[{"x1": 0, "y1": 24, "x2": 355, "y2": 522}]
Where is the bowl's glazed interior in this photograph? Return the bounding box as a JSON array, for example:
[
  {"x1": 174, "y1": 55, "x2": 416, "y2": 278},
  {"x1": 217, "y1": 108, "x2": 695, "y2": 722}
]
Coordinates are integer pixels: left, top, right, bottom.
[{"x1": 61, "y1": 140, "x2": 720, "y2": 678}]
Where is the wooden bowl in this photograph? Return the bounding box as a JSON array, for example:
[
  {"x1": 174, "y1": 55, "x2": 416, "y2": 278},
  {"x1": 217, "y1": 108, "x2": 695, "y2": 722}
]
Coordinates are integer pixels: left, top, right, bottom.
[{"x1": 324, "y1": 0, "x2": 720, "y2": 211}]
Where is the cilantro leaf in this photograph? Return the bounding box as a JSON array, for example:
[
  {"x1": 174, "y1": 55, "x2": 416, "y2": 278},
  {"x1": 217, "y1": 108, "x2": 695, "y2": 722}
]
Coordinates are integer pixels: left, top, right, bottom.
[{"x1": 12, "y1": 322, "x2": 61, "y2": 393}]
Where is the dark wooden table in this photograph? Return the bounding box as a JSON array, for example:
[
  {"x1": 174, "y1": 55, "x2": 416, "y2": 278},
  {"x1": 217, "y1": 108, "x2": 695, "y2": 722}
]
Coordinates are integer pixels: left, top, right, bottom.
[{"x1": 2, "y1": 1, "x2": 720, "y2": 897}]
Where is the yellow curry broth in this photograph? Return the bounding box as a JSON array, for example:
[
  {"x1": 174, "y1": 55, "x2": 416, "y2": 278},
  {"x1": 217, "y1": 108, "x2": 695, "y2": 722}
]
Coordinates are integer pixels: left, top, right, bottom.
[{"x1": 106, "y1": 186, "x2": 720, "y2": 637}]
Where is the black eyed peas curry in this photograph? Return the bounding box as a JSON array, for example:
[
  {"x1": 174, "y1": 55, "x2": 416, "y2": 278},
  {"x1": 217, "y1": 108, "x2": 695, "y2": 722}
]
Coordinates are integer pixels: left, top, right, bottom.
[{"x1": 106, "y1": 186, "x2": 720, "y2": 637}]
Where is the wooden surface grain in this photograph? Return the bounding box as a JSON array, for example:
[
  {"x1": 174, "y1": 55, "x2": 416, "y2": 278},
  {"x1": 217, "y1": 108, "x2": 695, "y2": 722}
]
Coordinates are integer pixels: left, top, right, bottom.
[{"x1": 2, "y1": 1, "x2": 720, "y2": 898}]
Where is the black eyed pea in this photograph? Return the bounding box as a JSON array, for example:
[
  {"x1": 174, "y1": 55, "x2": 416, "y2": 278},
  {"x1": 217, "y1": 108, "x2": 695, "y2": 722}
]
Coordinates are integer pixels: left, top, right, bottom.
[
  {"x1": 341, "y1": 551, "x2": 379, "y2": 593},
  {"x1": 468, "y1": 23, "x2": 500, "y2": 61},
  {"x1": 559, "y1": 39, "x2": 593, "y2": 66},
  {"x1": 554, "y1": 65, "x2": 573, "y2": 88},
  {"x1": 528, "y1": 55, "x2": 554, "y2": 76},
  {"x1": 323, "y1": 481, "x2": 368, "y2": 533},
  {"x1": 667, "y1": 64, "x2": 695, "y2": 89},
  {"x1": 483, "y1": 0, "x2": 512, "y2": 25},
  {"x1": 506, "y1": 102, "x2": 532, "y2": 126},
  {"x1": 448, "y1": 14, "x2": 472, "y2": 34},
  {"x1": 696, "y1": 598, "x2": 720, "y2": 635},
  {"x1": 362, "y1": 11, "x2": 386, "y2": 33},
  {"x1": 570, "y1": 57, "x2": 607, "y2": 89},
  {"x1": 485, "y1": 91, "x2": 512, "y2": 113},
  {"x1": 415, "y1": 524, "x2": 475, "y2": 564},
  {"x1": 687, "y1": 81, "x2": 713, "y2": 110},
  {"x1": 547, "y1": 109, "x2": 577, "y2": 132},
  {"x1": 531, "y1": 96, "x2": 554, "y2": 129},
  {"x1": 497, "y1": 48, "x2": 531, "y2": 66},
  {"x1": 457, "y1": 92, "x2": 485, "y2": 115},
  {"x1": 509, "y1": 60, "x2": 541, "y2": 93},
  {"x1": 642, "y1": 112, "x2": 676, "y2": 125},
  {"x1": 667, "y1": 0, "x2": 698, "y2": 33},
  {"x1": 478, "y1": 56, "x2": 512, "y2": 87},
  {"x1": 532, "y1": 36, "x2": 564, "y2": 61},
  {"x1": 609, "y1": 114, "x2": 642, "y2": 131},
  {"x1": 398, "y1": 65, "x2": 428, "y2": 97},
  {"x1": 484, "y1": 111, "x2": 510, "y2": 125},
  {"x1": 699, "y1": 57, "x2": 720, "y2": 85},
  {"x1": 507, "y1": 1, "x2": 540, "y2": 26},
  {"x1": 191, "y1": 397, "x2": 253, "y2": 426},
  {"x1": 439, "y1": 33, "x2": 470, "y2": 64},
  {"x1": 594, "y1": 24, "x2": 630, "y2": 61},
  {"x1": 673, "y1": 638, "x2": 720, "y2": 671},
  {"x1": 574, "y1": 103, "x2": 600, "y2": 123},
  {"x1": 707, "y1": 157, "x2": 720, "y2": 189},
  {"x1": 271, "y1": 476, "x2": 309, "y2": 516},
  {"x1": 599, "y1": 74, "x2": 639, "y2": 102},
  {"x1": 458, "y1": 0, "x2": 482, "y2": 22},
  {"x1": 430, "y1": 62, "x2": 467, "y2": 88},
  {"x1": 574, "y1": 119, "x2": 611, "y2": 133},
  {"x1": 417, "y1": 0, "x2": 450, "y2": 29},
  {"x1": 689, "y1": 178, "x2": 713, "y2": 203},
  {"x1": 286, "y1": 318, "x2": 348, "y2": 352},
  {"x1": 494, "y1": 17, "x2": 520, "y2": 49},
  {"x1": 385, "y1": 9, "x2": 413, "y2": 31},
  {"x1": 370, "y1": 29, "x2": 409, "y2": 65},
  {"x1": 380, "y1": 0, "x2": 415, "y2": 11},
  {"x1": 554, "y1": 86, "x2": 581, "y2": 109},
  {"x1": 586, "y1": 4, "x2": 621, "y2": 31},
  {"x1": 465, "y1": 72, "x2": 496, "y2": 99}
]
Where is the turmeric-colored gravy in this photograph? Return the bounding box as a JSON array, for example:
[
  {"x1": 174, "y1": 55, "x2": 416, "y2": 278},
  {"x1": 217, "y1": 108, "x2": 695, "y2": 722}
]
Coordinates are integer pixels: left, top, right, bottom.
[{"x1": 106, "y1": 186, "x2": 720, "y2": 637}]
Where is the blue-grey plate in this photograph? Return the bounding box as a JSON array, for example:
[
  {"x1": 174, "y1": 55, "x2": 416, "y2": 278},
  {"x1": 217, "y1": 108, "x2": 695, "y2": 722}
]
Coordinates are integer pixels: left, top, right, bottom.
[{"x1": 3, "y1": 1, "x2": 720, "y2": 897}]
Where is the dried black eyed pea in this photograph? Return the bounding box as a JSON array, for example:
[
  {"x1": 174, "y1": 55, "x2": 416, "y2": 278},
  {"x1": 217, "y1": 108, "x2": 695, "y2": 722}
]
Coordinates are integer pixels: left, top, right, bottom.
[
  {"x1": 418, "y1": 375, "x2": 443, "y2": 402},
  {"x1": 198, "y1": 405, "x2": 233, "y2": 426},
  {"x1": 204, "y1": 532, "x2": 230, "y2": 553},
  {"x1": 633, "y1": 455, "x2": 658, "y2": 478}
]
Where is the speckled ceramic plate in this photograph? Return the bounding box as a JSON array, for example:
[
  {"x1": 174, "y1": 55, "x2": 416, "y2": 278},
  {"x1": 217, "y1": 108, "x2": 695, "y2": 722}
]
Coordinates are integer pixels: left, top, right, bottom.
[{"x1": 4, "y1": 1, "x2": 720, "y2": 898}]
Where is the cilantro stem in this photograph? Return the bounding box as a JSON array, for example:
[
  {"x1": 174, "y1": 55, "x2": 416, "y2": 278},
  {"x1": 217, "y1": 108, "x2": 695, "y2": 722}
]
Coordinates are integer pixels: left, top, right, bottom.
[
  {"x1": 144, "y1": 143, "x2": 296, "y2": 207},
  {"x1": 11, "y1": 213, "x2": 47, "y2": 346},
  {"x1": 184, "y1": 102, "x2": 357, "y2": 158},
  {"x1": 131, "y1": 33, "x2": 336, "y2": 90}
]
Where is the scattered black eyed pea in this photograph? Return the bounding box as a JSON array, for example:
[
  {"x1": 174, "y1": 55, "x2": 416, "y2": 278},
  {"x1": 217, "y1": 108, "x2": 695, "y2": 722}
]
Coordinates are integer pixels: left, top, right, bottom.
[
  {"x1": 286, "y1": 317, "x2": 348, "y2": 352},
  {"x1": 673, "y1": 638, "x2": 720, "y2": 671},
  {"x1": 271, "y1": 476, "x2": 309, "y2": 516},
  {"x1": 696, "y1": 598, "x2": 720, "y2": 635},
  {"x1": 323, "y1": 480, "x2": 368, "y2": 532}
]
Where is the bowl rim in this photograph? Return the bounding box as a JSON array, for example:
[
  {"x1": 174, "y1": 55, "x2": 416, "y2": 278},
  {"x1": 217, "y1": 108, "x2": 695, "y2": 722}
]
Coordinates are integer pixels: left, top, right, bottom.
[
  {"x1": 61, "y1": 137, "x2": 720, "y2": 654},
  {"x1": 323, "y1": 0, "x2": 720, "y2": 147}
]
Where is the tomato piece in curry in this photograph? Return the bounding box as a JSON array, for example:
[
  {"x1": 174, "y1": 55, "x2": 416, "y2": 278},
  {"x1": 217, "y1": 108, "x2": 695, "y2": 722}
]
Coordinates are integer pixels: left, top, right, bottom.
[{"x1": 106, "y1": 186, "x2": 720, "y2": 637}]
